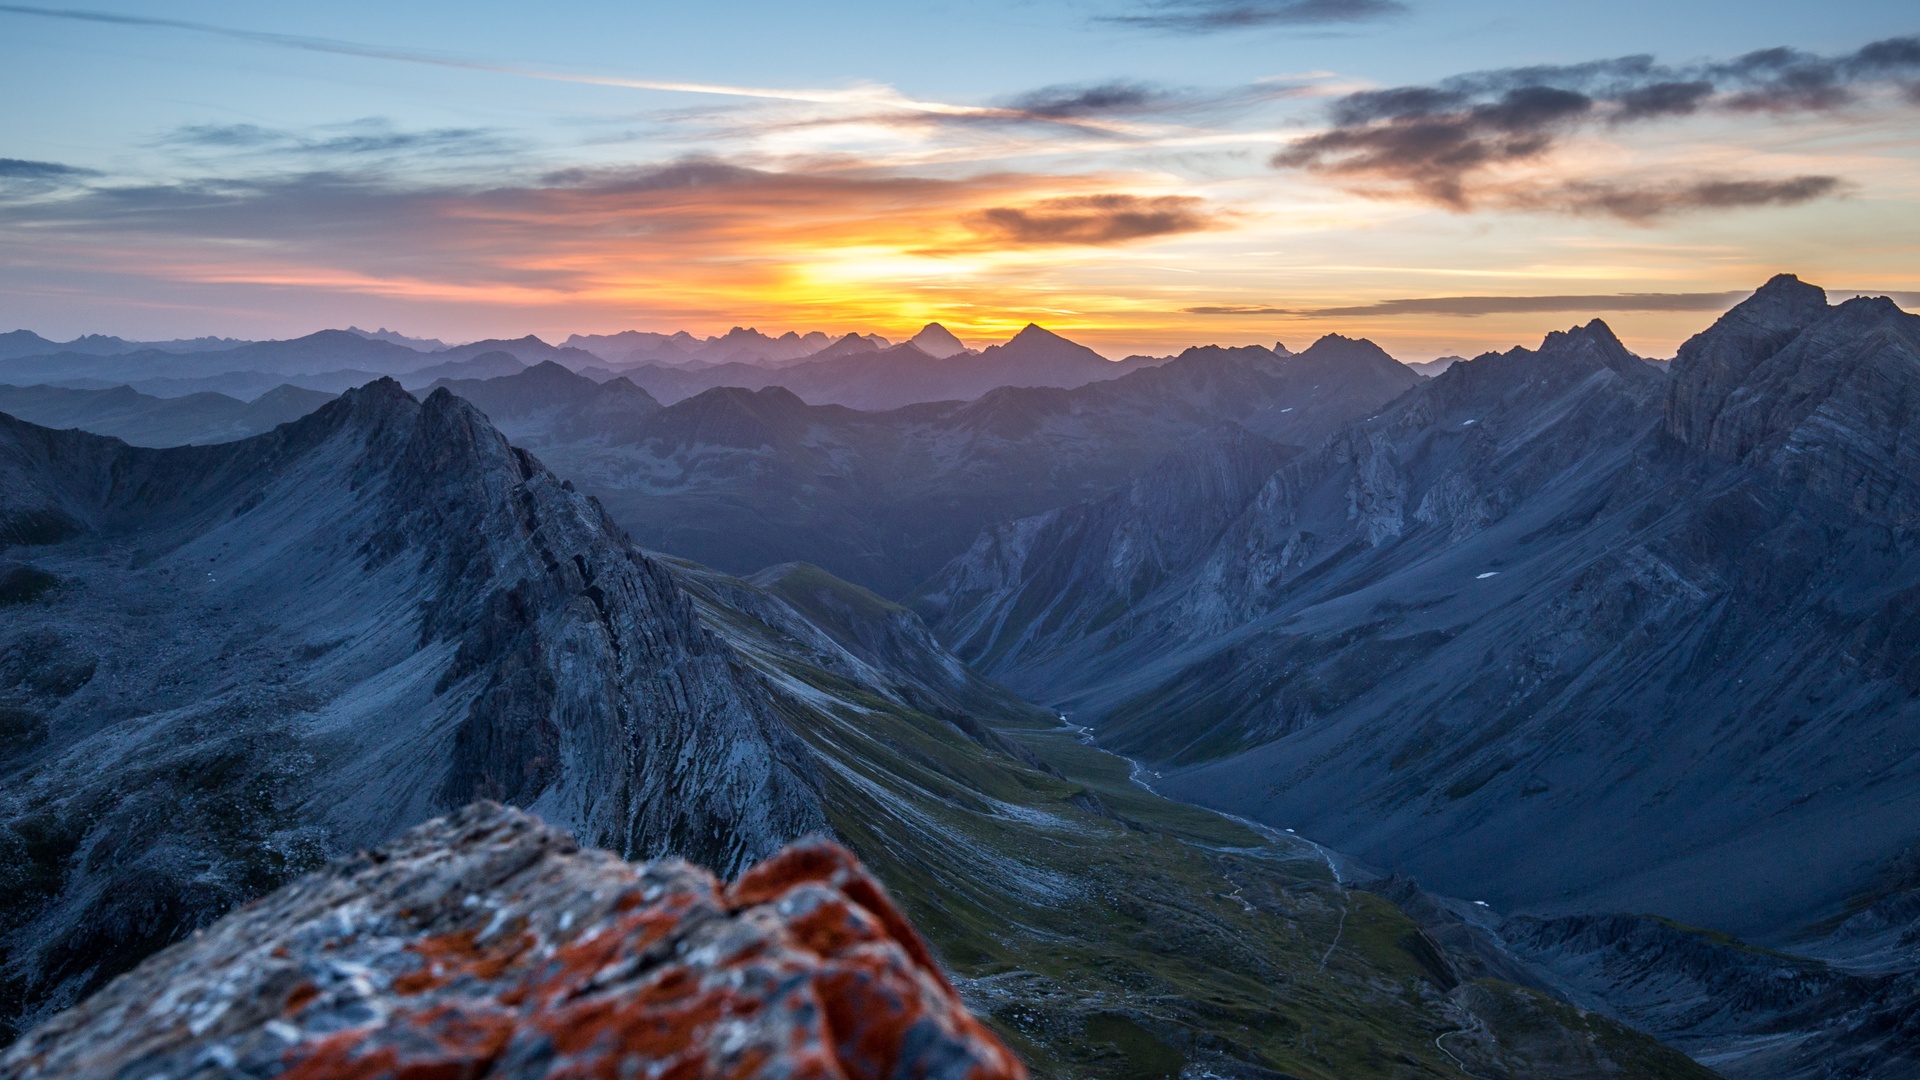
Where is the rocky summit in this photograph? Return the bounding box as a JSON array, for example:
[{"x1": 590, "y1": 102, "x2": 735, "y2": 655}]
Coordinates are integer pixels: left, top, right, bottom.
[{"x1": 0, "y1": 802, "x2": 1026, "y2": 1080}]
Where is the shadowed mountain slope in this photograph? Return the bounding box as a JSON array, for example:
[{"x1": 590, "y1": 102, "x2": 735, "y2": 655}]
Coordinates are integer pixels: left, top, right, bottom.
[
  {"x1": 0, "y1": 387, "x2": 1709, "y2": 1077},
  {"x1": 661, "y1": 556, "x2": 1714, "y2": 1080},
  {"x1": 921, "y1": 277, "x2": 1920, "y2": 950},
  {"x1": 0, "y1": 382, "x2": 826, "y2": 1037}
]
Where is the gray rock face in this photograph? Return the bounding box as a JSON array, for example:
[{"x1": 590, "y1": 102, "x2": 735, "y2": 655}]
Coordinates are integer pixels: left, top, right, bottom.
[
  {"x1": 911, "y1": 426, "x2": 1286, "y2": 673},
  {"x1": 920, "y1": 281, "x2": 1920, "y2": 952},
  {"x1": 0, "y1": 381, "x2": 825, "y2": 1039},
  {"x1": 1664, "y1": 273, "x2": 1831, "y2": 452}
]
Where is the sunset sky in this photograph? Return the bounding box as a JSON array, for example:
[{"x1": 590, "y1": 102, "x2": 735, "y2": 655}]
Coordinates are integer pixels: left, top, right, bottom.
[{"x1": 3, "y1": 0, "x2": 1917, "y2": 359}]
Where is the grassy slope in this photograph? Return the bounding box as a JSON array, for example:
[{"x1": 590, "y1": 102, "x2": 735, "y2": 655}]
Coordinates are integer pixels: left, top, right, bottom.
[{"x1": 671, "y1": 560, "x2": 1718, "y2": 1080}]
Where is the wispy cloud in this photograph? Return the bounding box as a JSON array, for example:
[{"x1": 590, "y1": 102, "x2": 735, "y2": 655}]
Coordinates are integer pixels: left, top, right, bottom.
[
  {"x1": 0, "y1": 157, "x2": 101, "y2": 198},
  {"x1": 966, "y1": 194, "x2": 1217, "y2": 245},
  {"x1": 0, "y1": 3, "x2": 1006, "y2": 117},
  {"x1": 1512, "y1": 175, "x2": 1844, "y2": 220},
  {"x1": 1272, "y1": 36, "x2": 1920, "y2": 215},
  {"x1": 1187, "y1": 291, "x2": 1755, "y2": 317},
  {"x1": 161, "y1": 119, "x2": 511, "y2": 160},
  {"x1": 0, "y1": 157, "x2": 98, "y2": 179},
  {"x1": 1103, "y1": 0, "x2": 1406, "y2": 33}
]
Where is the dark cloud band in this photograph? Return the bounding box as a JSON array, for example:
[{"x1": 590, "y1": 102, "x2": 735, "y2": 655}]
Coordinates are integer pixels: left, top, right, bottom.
[
  {"x1": 1186, "y1": 292, "x2": 1757, "y2": 317},
  {"x1": 967, "y1": 194, "x2": 1215, "y2": 245},
  {"x1": 1274, "y1": 35, "x2": 1920, "y2": 215},
  {"x1": 1105, "y1": 0, "x2": 1405, "y2": 33}
]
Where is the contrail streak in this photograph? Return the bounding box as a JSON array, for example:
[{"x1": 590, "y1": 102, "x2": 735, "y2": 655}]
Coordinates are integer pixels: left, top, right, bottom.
[{"x1": 0, "y1": 2, "x2": 1136, "y2": 129}]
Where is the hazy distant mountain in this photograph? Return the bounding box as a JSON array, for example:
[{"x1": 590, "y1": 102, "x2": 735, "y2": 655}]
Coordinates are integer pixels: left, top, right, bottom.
[
  {"x1": 908, "y1": 322, "x2": 968, "y2": 358},
  {"x1": 427, "y1": 360, "x2": 662, "y2": 444},
  {"x1": 430, "y1": 335, "x2": 606, "y2": 369},
  {"x1": 0, "y1": 331, "x2": 619, "y2": 407},
  {"x1": 563, "y1": 326, "x2": 839, "y2": 369},
  {"x1": 431, "y1": 337, "x2": 1418, "y2": 595},
  {"x1": 0, "y1": 383, "x2": 335, "y2": 446},
  {"x1": 1407, "y1": 355, "x2": 1465, "y2": 377},
  {"x1": 4, "y1": 324, "x2": 1145, "y2": 415},
  {"x1": 620, "y1": 323, "x2": 1164, "y2": 410},
  {"x1": 920, "y1": 277, "x2": 1920, "y2": 955},
  {"x1": 0, "y1": 330, "x2": 427, "y2": 386},
  {"x1": 0, "y1": 331, "x2": 256, "y2": 361},
  {"x1": 399, "y1": 349, "x2": 527, "y2": 384},
  {"x1": 343, "y1": 326, "x2": 447, "y2": 351}
]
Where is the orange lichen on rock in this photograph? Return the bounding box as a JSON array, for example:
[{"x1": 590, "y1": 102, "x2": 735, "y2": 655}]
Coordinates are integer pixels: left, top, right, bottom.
[{"x1": 0, "y1": 803, "x2": 1027, "y2": 1080}]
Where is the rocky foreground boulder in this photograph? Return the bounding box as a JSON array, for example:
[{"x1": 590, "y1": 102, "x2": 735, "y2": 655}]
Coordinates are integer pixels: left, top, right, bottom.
[{"x1": 0, "y1": 803, "x2": 1025, "y2": 1080}]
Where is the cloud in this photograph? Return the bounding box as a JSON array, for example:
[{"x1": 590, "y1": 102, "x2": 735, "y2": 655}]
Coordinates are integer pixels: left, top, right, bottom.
[
  {"x1": 1273, "y1": 35, "x2": 1920, "y2": 213},
  {"x1": 1186, "y1": 291, "x2": 1756, "y2": 317},
  {"x1": 0, "y1": 157, "x2": 101, "y2": 199},
  {"x1": 0, "y1": 157, "x2": 99, "y2": 179},
  {"x1": 0, "y1": 157, "x2": 1219, "y2": 332},
  {"x1": 966, "y1": 194, "x2": 1216, "y2": 245},
  {"x1": 1001, "y1": 81, "x2": 1174, "y2": 119},
  {"x1": 1514, "y1": 175, "x2": 1843, "y2": 220},
  {"x1": 1104, "y1": 0, "x2": 1406, "y2": 33},
  {"x1": 162, "y1": 120, "x2": 510, "y2": 159}
]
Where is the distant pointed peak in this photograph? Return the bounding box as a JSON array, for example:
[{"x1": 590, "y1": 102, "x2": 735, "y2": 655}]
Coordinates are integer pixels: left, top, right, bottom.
[
  {"x1": 908, "y1": 322, "x2": 967, "y2": 358},
  {"x1": 1299, "y1": 333, "x2": 1393, "y2": 360}
]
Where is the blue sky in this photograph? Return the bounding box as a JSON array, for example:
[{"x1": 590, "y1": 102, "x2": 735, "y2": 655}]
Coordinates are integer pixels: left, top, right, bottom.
[{"x1": 3, "y1": 0, "x2": 1917, "y2": 357}]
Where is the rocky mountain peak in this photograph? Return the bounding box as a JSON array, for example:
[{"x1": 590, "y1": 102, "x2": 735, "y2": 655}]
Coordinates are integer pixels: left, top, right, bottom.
[
  {"x1": 1294, "y1": 333, "x2": 1403, "y2": 371},
  {"x1": 316, "y1": 374, "x2": 420, "y2": 433},
  {"x1": 0, "y1": 392, "x2": 828, "y2": 1034},
  {"x1": 1536, "y1": 318, "x2": 1642, "y2": 375},
  {"x1": 1667, "y1": 275, "x2": 1832, "y2": 447},
  {"x1": 909, "y1": 321, "x2": 968, "y2": 358},
  {"x1": 1677, "y1": 292, "x2": 1920, "y2": 513}
]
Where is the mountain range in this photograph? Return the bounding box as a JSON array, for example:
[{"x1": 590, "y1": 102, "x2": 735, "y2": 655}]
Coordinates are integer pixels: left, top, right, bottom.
[
  {"x1": 0, "y1": 383, "x2": 337, "y2": 447},
  {"x1": 914, "y1": 276, "x2": 1920, "y2": 1075},
  {"x1": 6, "y1": 278, "x2": 1920, "y2": 1076},
  {"x1": 0, "y1": 321, "x2": 1176, "y2": 416},
  {"x1": 0, "y1": 379, "x2": 1715, "y2": 1079},
  {"x1": 610, "y1": 324, "x2": 1158, "y2": 409},
  {"x1": 423, "y1": 333, "x2": 1420, "y2": 595}
]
